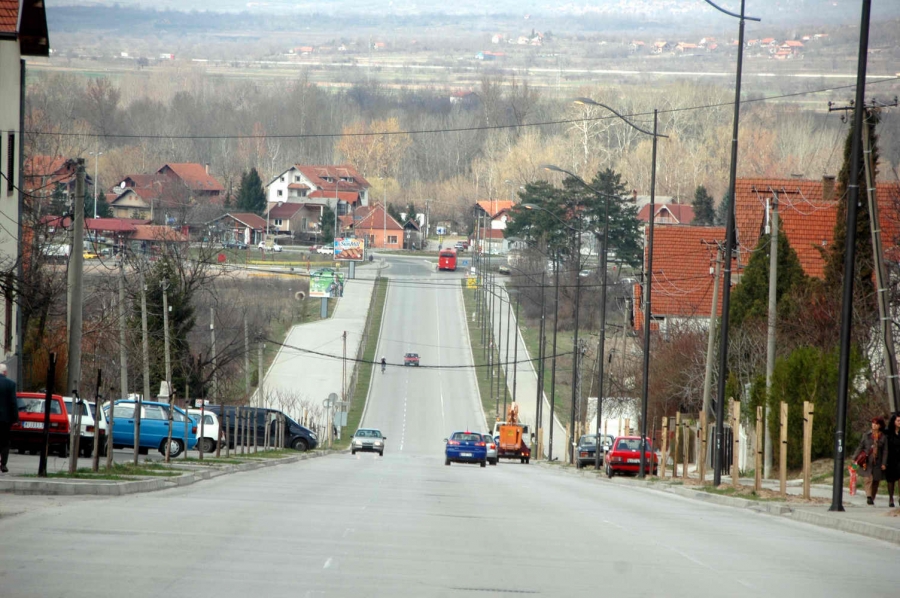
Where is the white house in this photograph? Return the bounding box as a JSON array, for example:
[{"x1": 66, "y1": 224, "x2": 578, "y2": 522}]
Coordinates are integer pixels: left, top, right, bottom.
[
  {"x1": 1, "y1": 0, "x2": 49, "y2": 380},
  {"x1": 265, "y1": 164, "x2": 370, "y2": 217}
]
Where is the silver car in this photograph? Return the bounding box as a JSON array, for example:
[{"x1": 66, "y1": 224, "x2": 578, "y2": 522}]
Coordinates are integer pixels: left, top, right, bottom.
[
  {"x1": 351, "y1": 428, "x2": 386, "y2": 456},
  {"x1": 482, "y1": 433, "x2": 498, "y2": 466}
]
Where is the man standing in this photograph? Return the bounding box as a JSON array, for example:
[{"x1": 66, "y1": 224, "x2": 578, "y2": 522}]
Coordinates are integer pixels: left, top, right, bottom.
[{"x1": 0, "y1": 363, "x2": 18, "y2": 473}]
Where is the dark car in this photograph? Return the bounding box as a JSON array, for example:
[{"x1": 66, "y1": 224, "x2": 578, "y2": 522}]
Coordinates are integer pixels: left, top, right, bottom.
[
  {"x1": 351, "y1": 428, "x2": 386, "y2": 456},
  {"x1": 575, "y1": 433, "x2": 614, "y2": 469},
  {"x1": 606, "y1": 436, "x2": 658, "y2": 477},
  {"x1": 205, "y1": 405, "x2": 318, "y2": 451},
  {"x1": 444, "y1": 431, "x2": 487, "y2": 467},
  {"x1": 223, "y1": 239, "x2": 248, "y2": 250},
  {"x1": 404, "y1": 353, "x2": 420, "y2": 366}
]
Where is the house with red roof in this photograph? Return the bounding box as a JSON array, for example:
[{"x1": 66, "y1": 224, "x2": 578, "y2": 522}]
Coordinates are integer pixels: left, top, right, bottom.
[
  {"x1": 2, "y1": 0, "x2": 49, "y2": 373},
  {"x1": 344, "y1": 203, "x2": 403, "y2": 250},
  {"x1": 207, "y1": 212, "x2": 268, "y2": 247},
  {"x1": 156, "y1": 163, "x2": 224, "y2": 201},
  {"x1": 265, "y1": 164, "x2": 370, "y2": 218},
  {"x1": 637, "y1": 203, "x2": 695, "y2": 225}
]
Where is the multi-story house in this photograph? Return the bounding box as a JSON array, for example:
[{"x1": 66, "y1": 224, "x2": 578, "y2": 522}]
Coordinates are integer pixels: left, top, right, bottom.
[{"x1": 265, "y1": 164, "x2": 370, "y2": 217}]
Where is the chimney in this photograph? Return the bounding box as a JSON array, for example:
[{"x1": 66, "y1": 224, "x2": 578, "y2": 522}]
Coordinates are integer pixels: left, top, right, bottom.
[
  {"x1": 632, "y1": 189, "x2": 638, "y2": 202},
  {"x1": 205, "y1": 163, "x2": 210, "y2": 175},
  {"x1": 822, "y1": 175, "x2": 836, "y2": 201}
]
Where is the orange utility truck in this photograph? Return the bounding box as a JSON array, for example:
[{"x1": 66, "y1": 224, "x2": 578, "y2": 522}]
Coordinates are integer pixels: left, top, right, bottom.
[{"x1": 496, "y1": 402, "x2": 531, "y2": 464}]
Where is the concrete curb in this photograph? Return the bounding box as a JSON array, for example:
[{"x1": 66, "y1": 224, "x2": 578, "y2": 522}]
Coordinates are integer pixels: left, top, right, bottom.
[
  {"x1": 535, "y1": 460, "x2": 899, "y2": 544},
  {"x1": 0, "y1": 450, "x2": 335, "y2": 497}
]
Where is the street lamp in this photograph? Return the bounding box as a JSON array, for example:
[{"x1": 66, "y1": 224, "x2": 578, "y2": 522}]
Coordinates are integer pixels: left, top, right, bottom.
[
  {"x1": 88, "y1": 149, "x2": 103, "y2": 219},
  {"x1": 701, "y1": 0, "x2": 761, "y2": 487},
  {"x1": 571, "y1": 99, "x2": 668, "y2": 479}
]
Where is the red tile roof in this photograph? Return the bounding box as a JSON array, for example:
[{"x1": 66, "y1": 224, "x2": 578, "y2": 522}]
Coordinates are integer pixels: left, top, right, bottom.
[
  {"x1": 84, "y1": 218, "x2": 149, "y2": 233},
  {"x1": 633, "y1": 225, "x2": 726, "y2": 331},
  {"x1": 157, "y1": 163, "x2": 225, "y2": 193},
  {"x1": 0, "y1": 0, "x2": 17, "y2": 34},
  {"x1": 226, "y1": 213, "x2": 267, "y2": 230},
  {"x1": 637, "y1": 203, "x2": 695, "y2": 225},
  {"x1": 131, "y1": 225, "x2": 188, "y2": 243},
  {"x1": 294, "y1": 164, "x2": 371, "y2": 191},
  {"x1": 353, "y1": 204, "x2": 403, "y2": 232},
  {"x1": 308, "y1": 190, "x2": 360, "y2": 203},
  {"x1": 266, "y1": 203, "x2": 305, "y2": 219},
  {"x1": 476, "y1": 200, "x2": 515, "y2": 219}
]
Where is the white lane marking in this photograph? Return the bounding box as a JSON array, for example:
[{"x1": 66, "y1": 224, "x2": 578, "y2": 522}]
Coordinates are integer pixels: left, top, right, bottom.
[
  {"x1": 400, "y1": 376, "x2": 408, "y2": 452},
  {"x1": 323, "y1": 557, "x2": 334, "y2": 569},
  {"x1": 342, "y1": 528, "x2": 354, "y2": 538}
]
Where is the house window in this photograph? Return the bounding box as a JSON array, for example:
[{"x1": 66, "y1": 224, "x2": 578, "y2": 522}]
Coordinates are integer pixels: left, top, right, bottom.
[
  {"x1": 368, "y1": 235, "x2": 375, "y2": 246},
  {"x1": 6, "y1": 133, "x2": 14, "y2": 197},
  {"x1": 277, "y1": 189, "x2": 283, "y2": 197},
  {"x1": 294, "y1": 175, "x2": 301, "y2": 182},
  {"x1": 301, "y1": 217, "x2": 309, "y2": 231},
  {"x1": 301, "y1": 190, "x2": 307, "y2": 197},
  {"x1": 274, "y1": 219, "x2": 283, "y2": 227},
  {"x1": 387, "y1": 235, "x2": 398, "y2": 245},
  {"x1": 280, "y1": 176, "x2": 285, "y2": 182}
]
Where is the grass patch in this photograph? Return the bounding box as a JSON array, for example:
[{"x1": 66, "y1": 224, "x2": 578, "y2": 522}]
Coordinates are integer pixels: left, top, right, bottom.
[
  {"x1": 30, "y1": 462, "x2": 183, "y2": 480},
  {"x1": 462, "y1": 282, "x2": 513, "y2": 425},
  {"x1": 698, "y1": 485, "x2": 779, "y2": 501},
  {"x1": 336, "y1": 276, "x2": 388, "y2": 450},
  {"x1": 518, "y1": 323, "x2": 576, "y2": 427},
  {"x1": 232, "y1": 449, "x2": 298, "y2": 459}
]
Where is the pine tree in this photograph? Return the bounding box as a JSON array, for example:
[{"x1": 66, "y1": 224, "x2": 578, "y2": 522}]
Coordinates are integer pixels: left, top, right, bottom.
[
  {"x1": 715, "y1": 192, "x2": 730, "y2": 226},
  {"x1": 236, "y1": 168, "x2": 266, "y2": 214},
  {"x1": 319, "y1": 205, "x2": 335, "y2": 244},
  {"x1": 730, "y1": 230, "x2": 806, "y2": 328},
  {"x1": 692, "y1": 185, "x2": 715, "y2": 226}
]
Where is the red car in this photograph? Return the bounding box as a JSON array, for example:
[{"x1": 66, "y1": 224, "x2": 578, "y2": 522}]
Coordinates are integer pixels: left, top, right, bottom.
[
  {"x1": 11, "y1": 393, "x2": 71, "y2": 457},
  {"x1": 605, "y1": 436, "x2": 658, "y2": 477}
]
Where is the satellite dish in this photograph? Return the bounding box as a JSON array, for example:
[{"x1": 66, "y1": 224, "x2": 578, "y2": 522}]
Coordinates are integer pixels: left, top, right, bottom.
[{"x1": 120, "y1": 181, "x2": 126, "y2": 189}]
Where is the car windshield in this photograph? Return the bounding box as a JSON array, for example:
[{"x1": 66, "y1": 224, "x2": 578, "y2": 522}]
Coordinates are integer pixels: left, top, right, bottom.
[{"x1": 356, "y1": 429, "x2": 382, "y2": 438}]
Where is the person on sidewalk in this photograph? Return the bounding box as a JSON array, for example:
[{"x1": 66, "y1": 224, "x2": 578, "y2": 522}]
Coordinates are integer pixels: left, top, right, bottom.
[
  {"x1": 885, "y1": 413, "x2": 900, "y2": 508},
  {"x1": 0, "y1": 363, "x2": 18, "y2": 473},
  {"x1": 854, "y1": 416, "x2": 888, "y2": 506}
]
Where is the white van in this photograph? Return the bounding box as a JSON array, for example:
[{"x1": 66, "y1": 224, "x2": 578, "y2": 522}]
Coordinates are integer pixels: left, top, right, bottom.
[{"x1": 187, "y1": 408, "x2": 221, "y2": 453}]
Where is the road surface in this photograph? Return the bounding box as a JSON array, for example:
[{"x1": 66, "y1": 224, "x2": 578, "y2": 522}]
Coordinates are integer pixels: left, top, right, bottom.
[{"x1": 1, "y1": 255, "x2": 896, "y2": 597}]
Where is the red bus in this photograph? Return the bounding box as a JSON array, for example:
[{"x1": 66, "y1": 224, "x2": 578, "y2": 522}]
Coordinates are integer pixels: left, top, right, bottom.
[{"x1": 438, "y1": 248, "x2": 457, "y2": 271}]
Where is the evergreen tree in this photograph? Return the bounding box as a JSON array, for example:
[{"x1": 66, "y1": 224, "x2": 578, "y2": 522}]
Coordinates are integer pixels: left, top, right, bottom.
[
  {"x1": 692, "y1": 185, "x2": 715, "y2": 226},
  {"x1": 405, "y1": 202, "x2": 418, "y2": 225},
  {"x1": 86, "y1": 187, "x2": 111, "y2": 218},
  {"x1": 387, "y1": 203, "x2": 403, "y2": 224},
  {"x1": 236, "y1": 168, "x2": 266, "y2": 214},
  {"x1": 715, "y1": 192, "x2": 730, "y2": 226},
  {"x1": 319, "y1": 205, "x2": 335, "y2": 244},
  {"x1": 730, "y1": 230, "x2": 807, "y2": 328}
]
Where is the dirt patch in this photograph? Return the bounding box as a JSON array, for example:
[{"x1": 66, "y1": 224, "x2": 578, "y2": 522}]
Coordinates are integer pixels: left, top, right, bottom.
[{"x1": 655, "y1": 475, "x2": 829, "y2": 504}]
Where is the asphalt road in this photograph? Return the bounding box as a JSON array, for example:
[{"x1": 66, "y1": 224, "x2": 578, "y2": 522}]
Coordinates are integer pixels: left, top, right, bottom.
[{"x1": 1, "y1": 255, "x2": 897, "y2": 597}]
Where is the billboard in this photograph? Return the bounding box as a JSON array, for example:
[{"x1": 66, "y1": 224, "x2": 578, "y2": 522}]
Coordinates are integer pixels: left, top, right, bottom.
[
  {"x1": 310, "y1": 270, "x2": 346, "y2": 298},
  {"x1": 334, "y1": 237, "x2": 365, "y2": 261}
]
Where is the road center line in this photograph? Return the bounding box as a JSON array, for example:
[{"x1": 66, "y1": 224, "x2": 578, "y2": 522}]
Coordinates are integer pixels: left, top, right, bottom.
[{"x1": 323, "y1": 557, "x2": 333, "y2": 569}]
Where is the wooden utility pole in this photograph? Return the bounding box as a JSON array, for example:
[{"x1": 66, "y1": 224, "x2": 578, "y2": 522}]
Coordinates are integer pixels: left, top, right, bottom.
[
  {"x1": 162, "y1": 280, "x2": 174, "y2": 462},
  {"x1": 137, "y1": 270, "x2": 150, "y2": 465},
  {"x1": 764, "y1": 192, "x2": 779, "y2": 479},
  {"x1": 66, "y1": 159, "x2": 86, "y2": 400},
  {"x1": 699, "y1": 411, "x2": 708, "y2": 482},
  {"x1": 731, "y1": 400, "x2": 741, "y2": 488},
  {"x1": 701, "y1": 246, "x2": 723, "y2": 419},
  {"x1": 779, "y1": 401, "x2": 788, "y2": 496},
  {"x1": 113, "y1": 260, "x2": 127, "y2": 468}
]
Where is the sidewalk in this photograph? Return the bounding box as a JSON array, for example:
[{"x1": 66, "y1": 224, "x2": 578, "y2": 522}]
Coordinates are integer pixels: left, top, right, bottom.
[{"x1": 260, "y1": 278, "x2": 375, "y2": 425}]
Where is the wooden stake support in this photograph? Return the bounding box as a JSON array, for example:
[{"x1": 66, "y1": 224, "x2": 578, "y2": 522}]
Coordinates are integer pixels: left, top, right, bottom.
[
  {"x1": 660, "y1": 416, "x2": 669, "y2": 479},
  {"x1": 681, "y1": 414, "x2": 688, "y2": 480},
  {"x1": 779, "y1": 401, "x2": 788, "y2": 497},
  {"x1": 731, "y1": 399, "x2": 741, "y2": 488},
  {"x1": 754, "y1": 406, "x2": 763, "y2": 493},
  {"x1": 674, "y1": 412, "x2": 681, "y2": 477},
  {"x1": 802, "y1": 401, "x2": 814, "y2": 500}
]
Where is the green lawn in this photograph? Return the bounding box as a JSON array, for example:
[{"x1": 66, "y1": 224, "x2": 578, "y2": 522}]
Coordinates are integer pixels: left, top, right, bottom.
[
  {"x1": 517, "y1": 318, "x2": 577, "y2": 427},
  {"x1": 462, "y1": 282, "x2": 512, "y2": 426}
]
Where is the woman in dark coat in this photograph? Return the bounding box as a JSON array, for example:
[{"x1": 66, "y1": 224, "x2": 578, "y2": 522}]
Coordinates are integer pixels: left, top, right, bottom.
[
  {"x1": 855, "y1": 417, "x2": 888, "y2": 506},
  {"x1": 885, "y1": 413, "x2": 900, "y2": 508}
]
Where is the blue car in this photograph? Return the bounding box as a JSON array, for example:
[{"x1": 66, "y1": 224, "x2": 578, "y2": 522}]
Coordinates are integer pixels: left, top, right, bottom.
[
  {"x1": 444, "y1": 431, "x2": 488, "y2": 467},
  {"x1": 104, "y1": 400, "x2": 198, "y2": 458}
]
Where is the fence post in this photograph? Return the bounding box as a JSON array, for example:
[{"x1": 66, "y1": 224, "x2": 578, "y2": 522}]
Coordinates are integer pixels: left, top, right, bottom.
[
  {"x1": 660, "y1": 416, "x2": 668, "y2": 479},
  {"x1": 731, "y1": 399, "x2": 741, "y2": 488},
  {"x1": 699, "y1": 411, "x2": 707, "y2": 482},
  {"x1": 803, "y1": 401, "x2": 814, "y2": 500},
  {"x1": 779, "y1": 401, "x2": 788, "y2": 497},
  {"x1": 754, "y1": 406, "x2": 763, "y2": 493}
]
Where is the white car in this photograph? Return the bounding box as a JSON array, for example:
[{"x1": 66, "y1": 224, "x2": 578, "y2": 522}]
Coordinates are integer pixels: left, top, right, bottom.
[
  {"x1": 63, "y1": 398, "x2": 106, "y2": 457},
  {"x1": 316, "y1": 245, "x2": 333, "y2": 255},
  {"x1": 257, "y1": 242, "x2": 283, "y2": 253},
  {"x1": 482, "y1": 433, "x2": 498, "y2": 466},
  {"x1": 187, "y1": 408, "x2": 221, "y2": 453}
]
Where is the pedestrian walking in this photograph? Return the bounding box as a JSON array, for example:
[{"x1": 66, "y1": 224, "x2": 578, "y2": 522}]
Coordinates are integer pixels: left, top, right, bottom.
[
  {"x1": 0, "y1": 363, "x2": 18, "y2": 473},
  {"x1": 885, "y1": 413, "x2": 900, "y2": 508},
  {"x1": 854, "y1": 417, "x2": 888, "y2": 506}
]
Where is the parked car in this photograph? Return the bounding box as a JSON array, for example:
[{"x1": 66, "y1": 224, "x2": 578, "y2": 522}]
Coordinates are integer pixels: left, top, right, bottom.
[
  {"x1": 257, "y1": 241, "x2": 283, "y2": 253},
  {"x1": 204, "y1": 405, "x2": 318, "y2": 451},
  {"x1": 444, "y1": 431, "x2": 487, "y2": 467},
  {"x1": 575, "y1": 433, "x2": 614, "y2": 469},
  {"x1": 12, "y1": 393, "x2": 71, "y2": 457},
  {"x1": 316, "y1": 245, "x2": 334, "y2": 255},
  {"x1": 498, "y1": 266, "x2": 511, "y2": 275},
  {"x1": 482, "y1": 433, "x2": 498, "y2": 466},
  {"x1": 187, "y1": 408, "x2": 221, "y2": 453},
  {"x1": 605, "y1": 436, "x2": 658, "y2": 477},
  {"x1": 104, "y1": 400, "x2": 198, "y2": 458},
  {"x1": 223, "y1": 239, "x2": 248, "y2": 250},
  {"x1": 351, "y1": 428, "x2": 386, "y2": 456},
  {"x1": 404, "y1": 353, "x2": 420, "y2": 366},
  {"x1": 63, "y1": 397, "x2": 106, "y2": 457}
]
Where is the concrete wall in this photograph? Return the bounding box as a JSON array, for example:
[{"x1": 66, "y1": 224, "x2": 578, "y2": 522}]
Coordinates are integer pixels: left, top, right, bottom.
[{"x1": 0, "y1": 41, "x2": 22, "y2": 374}]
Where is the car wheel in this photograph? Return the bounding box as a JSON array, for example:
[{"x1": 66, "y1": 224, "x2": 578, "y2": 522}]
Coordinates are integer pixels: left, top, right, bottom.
[
  {"x1": 576, "y1": 460, "x2": 583, "y2": 469},
  {"x1": 351, "y1": 449, "x2": 356, "y2": 455},
  {"x1": 291, "y1": 438, "x2": 309, "y2": 452},
  {"x1": 490, "y1": 459, "x2": 497, "y2": 466},
  {"x1": 162, "y1": 439, "x2": 184, "y2": 459},
  {"x1": 139, "y1": 447, "x2": 149, "y2": 455},
  {"x1": 606, "y1": 464, "x2": 614, "y2": 478},
  {"x1": 445, "y1": 458, "x2": 451, "y2": 466},
  {"x1": 379, "y1": 451, "x2": 384, "y2": 457},
  {"x1": 17, "y1": 448, "x2": 25, "y2": 455},
  {"x1": 525, "y1": 458, "x2": 530, "y2": 464},
  {"x1": 200, "y1": 438, "x2": 216, "y2": 454},
  {"x1": 57, "y1": 443, "x2": 69, "y2": 458},
  {"x1": 480, "y1": 460, "x2": 486, "y2": 468}
]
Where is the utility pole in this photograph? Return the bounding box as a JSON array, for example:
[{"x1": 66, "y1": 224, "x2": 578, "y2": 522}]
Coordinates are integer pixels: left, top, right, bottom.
[
  {"x1": 702, "y1": 245, "x2": 723, "y2": 418},
  {"x1": 569, "y1": 233, "x2": 582, "y2": 466},
  {"x1": 66, "y1": 159, "x2": 86, "y2": 398},
  {"x1": 548, "y1": 251, "x2": 560, "y2": 461},
  {"x1": 211, "y1": 308, "x2": 218, "y2": 404},
  {"x1": 244, "y1": 317, "x2": 250, "y2": 398},
  {"x1": 504, "y1": 290, "x2": 511, "y2": 415},
  {"x1": 257, "y1": 341, "x2": 264, "y2": 408},
  {"x1": 137, "y1": 270, "x2": 150, "y2": 465},
  {"x1": 764, "y1": 191, "x2": 780, "y2": 479},
  {"x1": 533, "y1": 271, "x2": 546, "y2": 460},
  {"x1": 111, "y1": 260, "x2": 127, "y2": 469},
  {"x1": 512, "y1": 292, "x2": 520, "y2": 405},
  {"x1": 161, "y1": 279, "x2": 173, "y2": 463}
]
